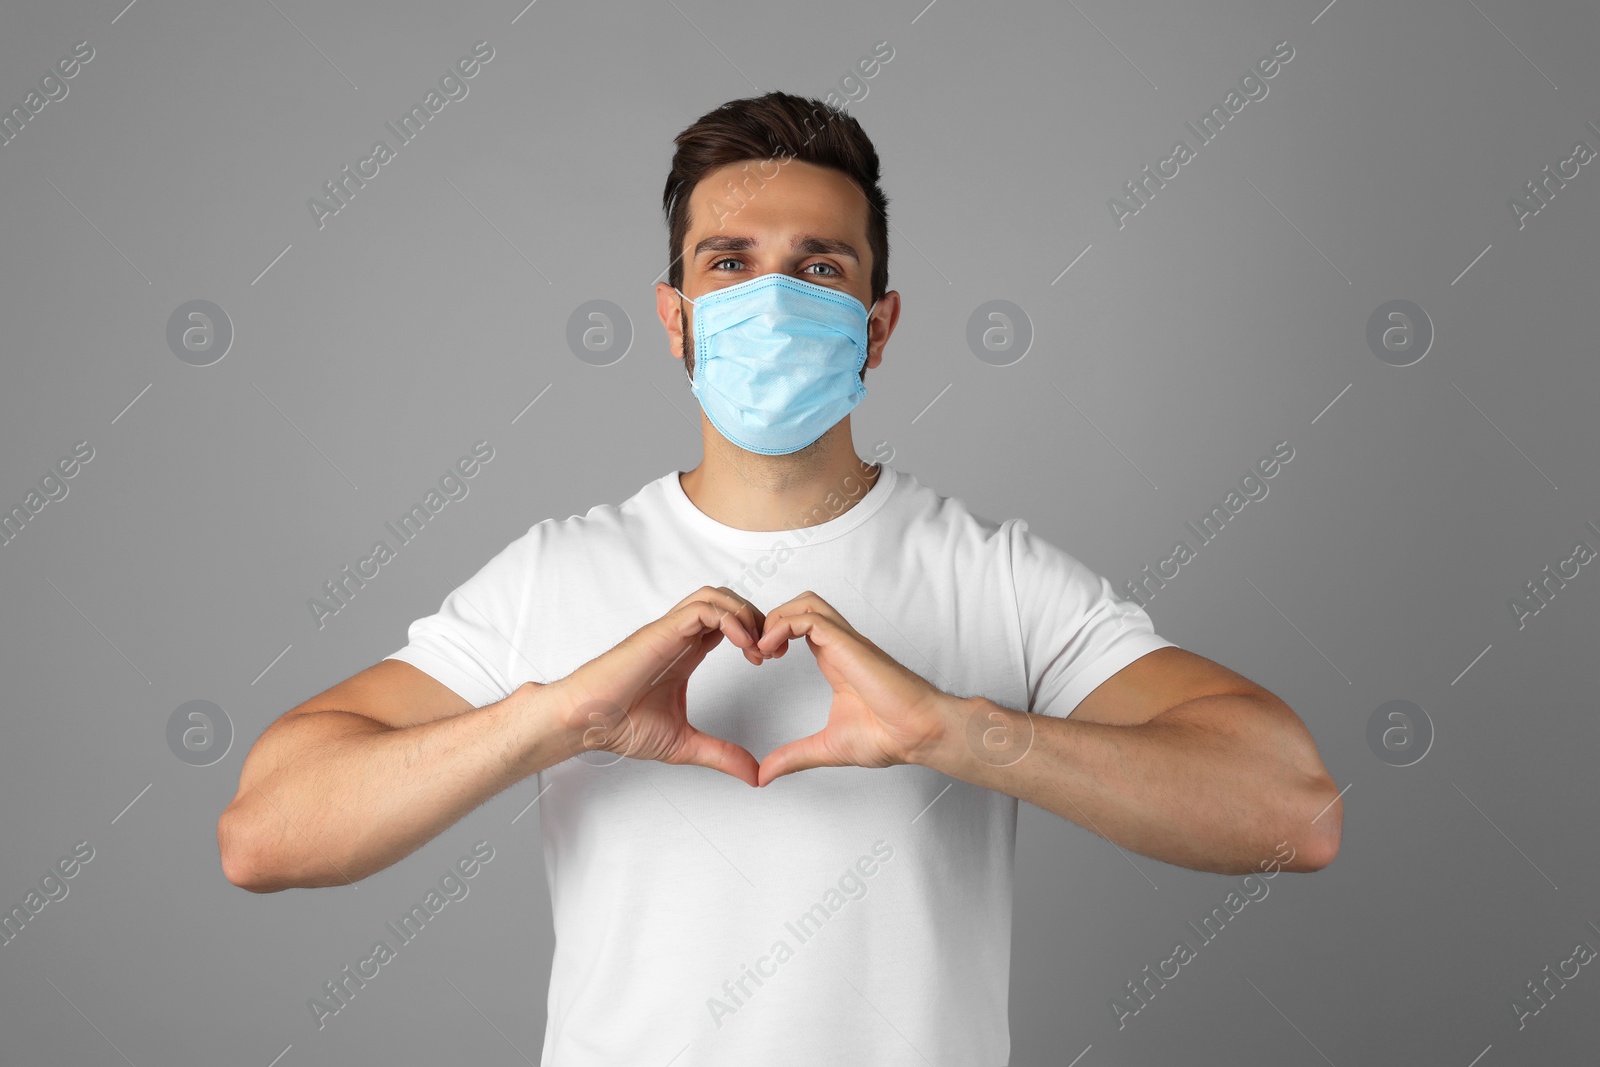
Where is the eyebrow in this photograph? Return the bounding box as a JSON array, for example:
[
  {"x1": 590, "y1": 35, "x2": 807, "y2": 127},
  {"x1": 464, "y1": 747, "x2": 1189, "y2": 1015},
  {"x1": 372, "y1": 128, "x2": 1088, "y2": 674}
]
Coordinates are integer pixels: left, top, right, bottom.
[{"x1": 691, "y1": 233, "x2": 860, "y2": 263}]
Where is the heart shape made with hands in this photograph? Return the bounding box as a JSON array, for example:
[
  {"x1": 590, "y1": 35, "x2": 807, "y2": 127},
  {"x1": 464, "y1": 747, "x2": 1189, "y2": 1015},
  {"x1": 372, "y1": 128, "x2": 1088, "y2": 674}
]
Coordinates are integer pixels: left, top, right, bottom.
[{"x1": 570, "y1": 588, "x2": 959, "y2": 789}]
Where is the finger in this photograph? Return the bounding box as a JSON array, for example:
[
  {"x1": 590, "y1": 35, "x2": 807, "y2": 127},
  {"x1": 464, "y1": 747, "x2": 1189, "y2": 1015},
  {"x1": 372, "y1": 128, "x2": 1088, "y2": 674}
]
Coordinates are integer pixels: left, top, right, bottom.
[
  {"x1": 755, "y1": 612, "x2": 801, "y2": 657},
  {"x1": 756, "y1": 609, "x2": 839, "y2": 654},
  {"x1": 769, "y1": 610, "x2": 880, "y2": 662},
  {"x1": 634, "y1": 601, "x2": 751, "y2": 692},
  {"x1": 680, "y1": 625, "x2": 727, "y2": 675},
  {"x1": 713, "y1": 585, "x2": 767, "y2": 643},
  {"x1": 668, "y1": 599, "x2": 756, "y2": 649},
  {"x1": 669, "y1": 584, "x2": 741, "y2": 615},
  {"x1": 716, "y1": 626, "x2": 766, "y2": 668},
  {"x1": 700, "y1": 586, "x2": 761, "y2": 647},
  {"x1": 648, "y1": 598, "x2": 764, "y2": 676},
  {"x1": 702, "y1": 589, "x2": 774, "y2": 665},
  {"x1": 674, "y1": 727, "x2": 760, "y2": 787},
  {"x1": 756, "y1": 612, "x2": 928, "y2": 717},
  {"x1": 758, "y1": 731, "x2": 844, "y2": 786},
  {"x1": 762, "y1": 589, "x2": 841, "y2": 620},
  {"x1": 671, "y1": 586, "x2": 766, "y2": 648},
  {"x1": 704, "y1": 588, "x2": 771, "y2": 666},
  {"x1": 759, "y1": 592, "x2": 851, "y2": 645}
]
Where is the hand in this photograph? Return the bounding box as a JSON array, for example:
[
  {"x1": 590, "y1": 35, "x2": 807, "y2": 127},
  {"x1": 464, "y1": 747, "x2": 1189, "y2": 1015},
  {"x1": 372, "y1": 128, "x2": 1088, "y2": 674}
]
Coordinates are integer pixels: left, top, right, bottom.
[
  {"x1": 553, "y1": 586, "x2": 769, "y2": 786},
  {"x1": 753, "y1": 591, "x2": 953, "y2": 786}
]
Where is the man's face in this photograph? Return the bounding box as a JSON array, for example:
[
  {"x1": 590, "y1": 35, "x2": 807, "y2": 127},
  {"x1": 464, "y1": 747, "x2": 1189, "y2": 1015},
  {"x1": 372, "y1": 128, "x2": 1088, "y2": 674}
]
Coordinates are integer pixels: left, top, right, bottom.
[{"x1": 656, "y1": 157, "x2": 891, "y2": 379}]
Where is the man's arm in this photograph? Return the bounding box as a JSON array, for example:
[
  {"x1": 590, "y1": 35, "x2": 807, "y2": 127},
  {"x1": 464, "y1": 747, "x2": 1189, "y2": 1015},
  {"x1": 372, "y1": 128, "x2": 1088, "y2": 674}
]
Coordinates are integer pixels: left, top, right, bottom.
[
  {"x1": 912, "y1": 647, "x2": 1343, "y2": 875},
  {"x1": 216, "y1": 660, "x2": 574, "y2": 893}
]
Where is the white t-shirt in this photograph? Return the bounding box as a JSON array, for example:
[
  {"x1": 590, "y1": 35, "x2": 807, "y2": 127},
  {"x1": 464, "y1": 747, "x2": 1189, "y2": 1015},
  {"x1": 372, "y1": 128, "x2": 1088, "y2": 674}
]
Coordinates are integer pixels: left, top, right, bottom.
[{"x1": 385, "y1": 463, "x2": 1176, "y2": 1065}]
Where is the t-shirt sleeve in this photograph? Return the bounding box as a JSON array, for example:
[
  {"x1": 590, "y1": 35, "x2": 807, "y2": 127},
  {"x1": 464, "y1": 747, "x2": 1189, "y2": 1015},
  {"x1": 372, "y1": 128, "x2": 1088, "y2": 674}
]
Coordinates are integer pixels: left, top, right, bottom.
[
  {"x1": 1006, "y1": 517, "x2": 1178, "y2": 719},
  {"x1": 382, "y1": 532, "x2": 532, "y2": 709}
]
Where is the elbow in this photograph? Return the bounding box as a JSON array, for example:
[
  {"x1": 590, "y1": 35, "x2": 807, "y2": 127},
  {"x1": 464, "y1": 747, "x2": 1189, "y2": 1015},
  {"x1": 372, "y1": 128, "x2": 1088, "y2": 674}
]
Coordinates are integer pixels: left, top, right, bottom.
[
  {"x1": 1291, "y1": 775, "x2": 1343, "y2": 872},
  {"x1": 1272, "y1": 705, "x2": 1342, "y2": 872},
  {"x1": 217, "y1": 805, "x2": 282, "y2": 894}
]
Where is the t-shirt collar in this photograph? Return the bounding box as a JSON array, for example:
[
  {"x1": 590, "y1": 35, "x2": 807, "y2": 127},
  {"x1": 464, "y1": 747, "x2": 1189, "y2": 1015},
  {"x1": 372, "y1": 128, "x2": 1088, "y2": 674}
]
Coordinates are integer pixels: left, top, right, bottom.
[{"x1": 660, "y1": 463, "x2": 898, "y2": 550}]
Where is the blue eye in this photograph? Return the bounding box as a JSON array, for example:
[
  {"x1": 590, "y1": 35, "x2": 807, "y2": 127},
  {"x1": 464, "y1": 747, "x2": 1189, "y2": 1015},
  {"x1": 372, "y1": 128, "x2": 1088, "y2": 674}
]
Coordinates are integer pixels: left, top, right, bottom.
[{"x1": 708, "y1": 258, "x2": 841, "y2": 277}]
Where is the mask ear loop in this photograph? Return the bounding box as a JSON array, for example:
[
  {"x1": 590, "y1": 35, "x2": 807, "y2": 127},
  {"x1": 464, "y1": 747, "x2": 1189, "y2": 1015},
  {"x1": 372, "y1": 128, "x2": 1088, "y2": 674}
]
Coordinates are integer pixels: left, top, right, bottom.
[
  {"x1": 862, "y1": 297, "x2": 881, "y2": 374},
  {"x1": 675, "y1": 289, "x2": 697, "y2": 388}
]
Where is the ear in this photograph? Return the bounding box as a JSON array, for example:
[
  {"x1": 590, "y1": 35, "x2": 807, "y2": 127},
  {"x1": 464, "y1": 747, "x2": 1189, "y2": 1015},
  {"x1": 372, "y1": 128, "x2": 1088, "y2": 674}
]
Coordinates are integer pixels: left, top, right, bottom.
[
  {"x1": 655, "y1": 281, "x2": 691, "y2": 363},
  {"x1": 864, "y1": 290, "x2": 900, "y2": 371}
]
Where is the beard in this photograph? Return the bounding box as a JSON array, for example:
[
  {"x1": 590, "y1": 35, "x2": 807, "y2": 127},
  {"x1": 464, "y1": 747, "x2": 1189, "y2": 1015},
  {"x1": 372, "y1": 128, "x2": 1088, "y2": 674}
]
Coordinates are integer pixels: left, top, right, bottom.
[{"x1": 679, "y1": 301, "x2": 694, "y2": 383}]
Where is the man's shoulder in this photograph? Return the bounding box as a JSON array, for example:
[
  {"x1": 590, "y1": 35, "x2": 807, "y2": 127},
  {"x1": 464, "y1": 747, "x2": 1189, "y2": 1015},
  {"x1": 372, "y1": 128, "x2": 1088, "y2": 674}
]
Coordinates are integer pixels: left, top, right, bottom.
[
  {"x1": 489, "y1": 471, "x2": 672, "y2": 560},
  {"x1": 892, "y1": 470, "x2": 1111, "y2": 590},
  {"x1": 890, "y1": 467, "x2": 1009, "y2": 536}
]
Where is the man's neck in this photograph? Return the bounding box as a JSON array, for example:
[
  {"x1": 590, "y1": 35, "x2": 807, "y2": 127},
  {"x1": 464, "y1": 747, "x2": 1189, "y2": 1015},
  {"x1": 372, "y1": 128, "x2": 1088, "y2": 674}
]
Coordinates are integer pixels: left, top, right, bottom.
[{"x1": 679, "y1": 426, "x2": 881, "y2": 533}]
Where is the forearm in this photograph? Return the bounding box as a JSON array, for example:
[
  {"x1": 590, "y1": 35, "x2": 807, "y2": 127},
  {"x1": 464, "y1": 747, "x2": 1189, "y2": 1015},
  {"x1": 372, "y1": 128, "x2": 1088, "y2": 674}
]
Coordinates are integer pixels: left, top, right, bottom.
[
  {"x1": 911, "y1": 693, "x2": 1341, "y2": 874},
  {"x1": 221, "y1": 681, "x2": 572, "y2": 892}
]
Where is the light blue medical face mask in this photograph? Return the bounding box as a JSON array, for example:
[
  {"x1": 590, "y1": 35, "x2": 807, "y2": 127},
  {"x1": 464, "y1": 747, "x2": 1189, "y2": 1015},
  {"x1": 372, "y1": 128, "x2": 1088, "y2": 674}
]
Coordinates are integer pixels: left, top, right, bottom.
[{"x1": 675, "y1": 273, "x2": 879, "y2": 456}]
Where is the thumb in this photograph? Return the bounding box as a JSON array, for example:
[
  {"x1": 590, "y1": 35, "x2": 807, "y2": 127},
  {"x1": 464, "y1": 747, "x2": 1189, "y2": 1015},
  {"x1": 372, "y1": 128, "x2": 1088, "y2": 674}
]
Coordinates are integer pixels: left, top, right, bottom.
[
  {"x1": 758, "y1": 731, "x2": 843, "y2": 787},
  {"x1": 673, "y1": 726, "x2": 760, "y2": 787}
]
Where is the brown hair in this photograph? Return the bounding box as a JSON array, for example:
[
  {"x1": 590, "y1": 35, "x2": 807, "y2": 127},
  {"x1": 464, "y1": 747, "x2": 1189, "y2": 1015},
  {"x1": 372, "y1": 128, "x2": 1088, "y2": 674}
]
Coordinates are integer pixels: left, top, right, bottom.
[{"x1": 662, "y1": 92, "x2": 890, "y2": 366}]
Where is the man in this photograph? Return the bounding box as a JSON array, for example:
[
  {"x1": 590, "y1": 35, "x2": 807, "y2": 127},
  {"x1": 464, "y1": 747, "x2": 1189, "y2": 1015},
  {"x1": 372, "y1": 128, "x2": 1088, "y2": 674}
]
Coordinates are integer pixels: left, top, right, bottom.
[{"x1": 218, "y1": 91, "x2": 1341, "y2": 1064}]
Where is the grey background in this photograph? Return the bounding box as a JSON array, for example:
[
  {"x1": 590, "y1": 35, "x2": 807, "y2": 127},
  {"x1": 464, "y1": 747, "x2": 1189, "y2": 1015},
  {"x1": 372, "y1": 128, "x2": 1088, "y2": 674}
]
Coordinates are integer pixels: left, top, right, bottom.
[{"x1": 1, "y1": 0, "x2": 1596, "y2": 1063}]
